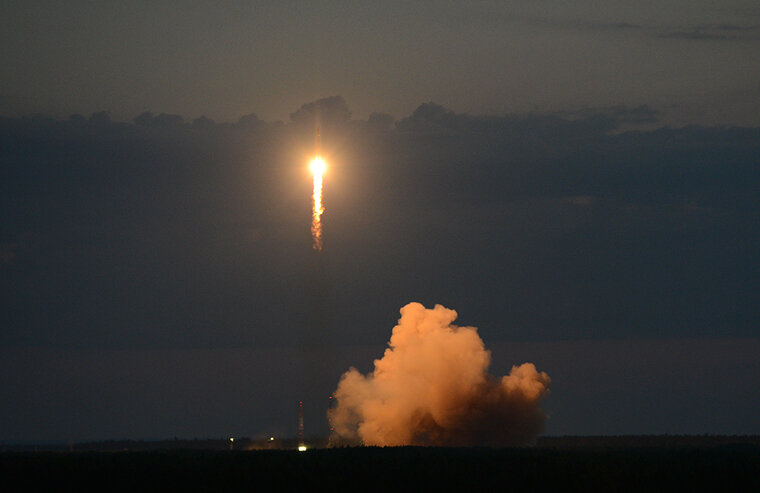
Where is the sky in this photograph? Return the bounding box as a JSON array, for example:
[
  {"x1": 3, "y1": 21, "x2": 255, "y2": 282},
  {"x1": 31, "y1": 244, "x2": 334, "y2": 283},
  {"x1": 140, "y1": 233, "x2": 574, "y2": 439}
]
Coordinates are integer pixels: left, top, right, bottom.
[
  {"x1": 3, "y1": 1, "x2": 760, "y2": 125},
  {"x1": 1, "y1": 1, "x2": 759, "y2": 442}
]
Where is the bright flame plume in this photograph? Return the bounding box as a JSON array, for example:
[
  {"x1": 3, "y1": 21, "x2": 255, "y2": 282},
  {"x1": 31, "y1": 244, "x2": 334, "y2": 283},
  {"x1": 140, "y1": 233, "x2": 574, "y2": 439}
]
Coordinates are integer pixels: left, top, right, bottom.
[{"x1": 310, "y1": 156, "x2": 325, "y2": 251}]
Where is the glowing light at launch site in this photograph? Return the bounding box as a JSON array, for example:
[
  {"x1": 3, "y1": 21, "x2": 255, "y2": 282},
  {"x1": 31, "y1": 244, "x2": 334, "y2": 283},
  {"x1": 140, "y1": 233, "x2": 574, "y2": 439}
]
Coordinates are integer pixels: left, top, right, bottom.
[{"x1": 310, "y1": 156, "x2": 325, "y2": 251}]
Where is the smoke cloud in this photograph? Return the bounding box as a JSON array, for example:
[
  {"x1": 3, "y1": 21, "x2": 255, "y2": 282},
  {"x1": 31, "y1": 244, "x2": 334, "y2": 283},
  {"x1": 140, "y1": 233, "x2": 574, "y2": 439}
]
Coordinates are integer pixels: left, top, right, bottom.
[{"x1": 329, "y1": 303, "x2": 551, "y2": 446}]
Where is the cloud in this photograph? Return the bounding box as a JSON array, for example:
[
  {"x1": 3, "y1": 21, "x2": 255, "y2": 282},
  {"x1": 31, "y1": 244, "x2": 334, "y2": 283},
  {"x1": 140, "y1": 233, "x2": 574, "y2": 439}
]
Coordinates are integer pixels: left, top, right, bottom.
[
  {"x1": 0, "y1": 242, "x2": 18, "y2": 265},
  {"x1": 237, "y1": 113, "x2": 264, "y2": 129},
  {"x1": 329, "y1": 303, "x2": 551, "y2": 446},
  {"x1": 191, "y1": 115, "x2": 215, "y2": 130},
  {"x1": 657, "y1": 31, "x2": 735, "y2": 41},
  {"x1": 479, "y1": 11, "x2": 760, "y2": 42},
  {"x1": 134, "y1": 112, "x2": 185, "y2": 128},
  {"x1": 556, "y1": 105, "x2": 660, "y2": 126},
  {"x1": 289, "y1": 96, "x2": 352, "y2": 128},
  {"x1": 367, "y1": 112, "x2": 395, "y2": 131},
  {"x1": 88, "y1": 111, "x2": 112, "y2": 126},
  {"x1": 1, "y1": 99, "x2": 758, "y2": 352}
]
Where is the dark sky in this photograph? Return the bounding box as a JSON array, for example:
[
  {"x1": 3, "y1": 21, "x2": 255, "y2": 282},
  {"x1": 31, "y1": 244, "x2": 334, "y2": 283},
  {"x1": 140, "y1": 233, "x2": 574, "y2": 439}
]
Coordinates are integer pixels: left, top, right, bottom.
[{"x1": 1, "y1": 1, "x2": 759, "y2": 442}]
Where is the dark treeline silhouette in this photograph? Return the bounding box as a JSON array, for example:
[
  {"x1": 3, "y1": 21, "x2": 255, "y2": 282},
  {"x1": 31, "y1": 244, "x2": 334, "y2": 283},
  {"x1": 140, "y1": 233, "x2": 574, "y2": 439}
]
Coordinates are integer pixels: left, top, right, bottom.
[
  {"x1": 4, "y1": 434, "x2": 757, "y2": 452},
  {"x1": 536, "y1": 434, "x2": 760, "y2": 449},
  {"x1": 2, "y1": 441, "x2": 759, "y2": 491}
]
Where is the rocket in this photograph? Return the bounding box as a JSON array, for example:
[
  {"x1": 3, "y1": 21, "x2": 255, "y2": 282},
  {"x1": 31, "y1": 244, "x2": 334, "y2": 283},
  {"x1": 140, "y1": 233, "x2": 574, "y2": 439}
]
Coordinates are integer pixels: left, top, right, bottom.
[{"x1": 316, "y1": 126, "x2": 322, "y2": 156}]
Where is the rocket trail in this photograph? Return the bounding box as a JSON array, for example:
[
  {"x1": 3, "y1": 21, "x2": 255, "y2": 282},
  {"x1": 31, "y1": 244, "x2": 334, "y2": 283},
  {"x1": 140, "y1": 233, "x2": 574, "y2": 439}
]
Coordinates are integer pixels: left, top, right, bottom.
[
  {"x1": 311, "y1": 165, "x2": 324, "y2": 251},
  {"x1": 310, "y1": 127, "x2": 325, "y2": 251}
]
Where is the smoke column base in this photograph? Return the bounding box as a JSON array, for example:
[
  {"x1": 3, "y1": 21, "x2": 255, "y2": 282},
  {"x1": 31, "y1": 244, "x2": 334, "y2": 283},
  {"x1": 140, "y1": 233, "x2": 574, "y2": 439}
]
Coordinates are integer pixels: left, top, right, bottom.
[{"x1": 329, "y1": 302, "x2": 551, "y2": 447}]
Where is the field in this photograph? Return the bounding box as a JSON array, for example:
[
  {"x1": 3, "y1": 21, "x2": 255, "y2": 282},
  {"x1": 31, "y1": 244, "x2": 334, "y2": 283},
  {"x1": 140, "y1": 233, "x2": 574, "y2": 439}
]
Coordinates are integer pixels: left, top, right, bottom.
[{"x1": 2, "y1": 437, "x2": 759, "y2": 491}]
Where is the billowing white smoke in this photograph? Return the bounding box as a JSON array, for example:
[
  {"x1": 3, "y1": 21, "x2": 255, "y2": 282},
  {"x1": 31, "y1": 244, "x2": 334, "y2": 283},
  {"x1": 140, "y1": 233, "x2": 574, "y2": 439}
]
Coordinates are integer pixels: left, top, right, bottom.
[{"x1": 329, "y1": 302, "x2": 551, "y2": 446}]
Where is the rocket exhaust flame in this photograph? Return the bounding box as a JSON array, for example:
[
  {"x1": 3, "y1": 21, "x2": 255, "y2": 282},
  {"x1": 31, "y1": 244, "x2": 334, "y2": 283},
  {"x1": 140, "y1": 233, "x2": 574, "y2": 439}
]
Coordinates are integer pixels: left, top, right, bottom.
[
  {"x1": 310, "y1": 127, "x2": 325, "y2": 251},
  {"x1": 310, "y1": 157, "x2": 325, "y2": 251}
]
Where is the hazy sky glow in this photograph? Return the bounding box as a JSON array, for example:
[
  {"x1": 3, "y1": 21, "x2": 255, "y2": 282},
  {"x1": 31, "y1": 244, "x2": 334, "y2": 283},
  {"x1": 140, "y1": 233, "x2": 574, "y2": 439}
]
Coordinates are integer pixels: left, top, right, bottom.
[
  {"x1": 2, "y1": 1, "x2": 760, "y2": 124},
  {"x1": 1, "y1": 1, "x2": 759, "y2": 442}
]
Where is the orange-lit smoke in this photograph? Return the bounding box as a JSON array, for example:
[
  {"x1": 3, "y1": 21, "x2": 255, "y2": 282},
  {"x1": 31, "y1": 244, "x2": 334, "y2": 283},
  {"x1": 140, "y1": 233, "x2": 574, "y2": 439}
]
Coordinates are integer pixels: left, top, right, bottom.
[
  {"x1": 310, "y1": 157, "x2": 325, "y2": 251},
  {"x1": 329, "y1": 302, "x2": 551, "y2": 447}
]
